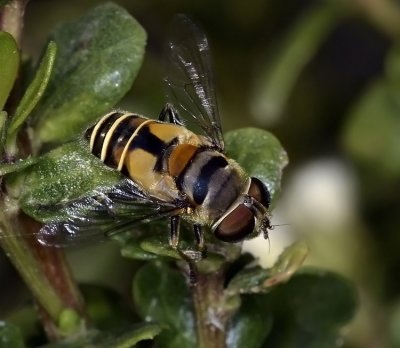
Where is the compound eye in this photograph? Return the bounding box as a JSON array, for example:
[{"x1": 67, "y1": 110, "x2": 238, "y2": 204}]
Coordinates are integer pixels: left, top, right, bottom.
[
  {"x1": 214, "y1": 204, "x2": 255, "y2": 242},
  {"x1": 248, "y1": 177, "x2": 271, "y2": 208}
]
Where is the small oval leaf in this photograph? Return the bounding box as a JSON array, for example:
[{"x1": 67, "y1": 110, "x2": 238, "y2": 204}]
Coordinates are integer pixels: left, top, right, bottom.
[
  {"x1": 133, "y1": 261, "x2": 196, "y2": 348},
  {"x1": 32, "y1": 3, "x2": 147, "y2": 146},
  {"x1": 264, "y1": 270, "x2": 357, "y2": 347},
  {"x1": 0, "y1": 31, "x2": 19, "y2": 110},
  {"x1": 226, "y1": 296, "x2": 273, "y2": 348},
  {"x1": 225, "y1": 128, "x2": 288, "y2": 202},
  {"x1": 0, "y1": 156, "x2": 38, "y2": 176},
  {"x1": 264, "y1": 240, "x2": 309, "y2": 287},
  {"x1": 18, "y1": 140, "x2": 121, "y2": 222},
  {"x1": 7, "y1": 41, "x2": 57, "y2": 137}
]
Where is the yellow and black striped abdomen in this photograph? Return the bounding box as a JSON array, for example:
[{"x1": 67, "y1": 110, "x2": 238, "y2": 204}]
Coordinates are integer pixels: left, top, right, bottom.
[
  {"x1": 87, "y1": 111, "x2": 151, "y2": 170},
  {"x1": 86, "y1": 111, "x2": 202, "y2": 199}
]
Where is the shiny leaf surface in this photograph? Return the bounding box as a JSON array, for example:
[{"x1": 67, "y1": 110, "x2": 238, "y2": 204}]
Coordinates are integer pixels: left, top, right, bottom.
[
  {"x1": 133, "y1": 261, "x2": 196, "y2": 348},
  {"x1": 263, "y1": 270, "x2": 357, "y2": 348},
  {"x1": 32, "y1": 3, "x2": 146, "y2": 146},
  {"x1": 225, "y1": 128, "x2": 288, "y2": 203},
  {"x1": 18, "y1": 140, "x2": 121, "y2": 222},
  {"x1": 226, "y1": 296, "x2": 273, "y2": 348},
  {"x1": 0, "y1": 31, "x2": 19, "y2": 110}
]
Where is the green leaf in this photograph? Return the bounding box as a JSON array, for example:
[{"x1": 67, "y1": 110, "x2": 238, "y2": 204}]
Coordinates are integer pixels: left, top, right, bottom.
[
  {"x1": 120, "y1": 241, "x2": 159, "y2": 260},
  {"x1": 0, "y1": 322, "x2": 24, "y2": 348},
  {"x1": 342, "y1": 79, "x2": 400, "y2": 178},
  {"x1": 0, "y1": 156, "x2": 37, "y2": 175},
  {"x1": 18, "y1": 140, "x2": 121, "y2": 222},
  {"x1": 264, "y1": 241, "x2": 309, "y2": 287},
  {"x1": 225, "y1": 128, "x2": 288, "y2": 202},
  {"x1": 264, "y1": 270, "x2": 357, "y2": 348},
  {"x1": 118, "y1": 220, "x2": 240, "y2": 267},
  {"x1": 227, "y1": 266, "x2": 271, "y2": 296},
  {"x1": 227, "y1": 242, "x2": 308, "y2": 296},
  {"x1": 0, "y1": 1, "x2": 12, "y2": 6},
  {"x1": 33, "y1": 3, "x2": 146, "y2": 146},
  {"x1": 133, "y1": 261, "x2": 196, "y2": 348},
  {"x1": 106, "y1": 323, "x2": 162, "y2": 348},
  {"x1": 0, "y1": 31, "x2": 19, "y2": 110},
  {"x1": 40, "y1": 323, "x2": 162, "y2": 348},
  {"x1": 114, "y1": 220, "x2": 177, "y2": 260},
  {"x1": 226, "y1": 296, "x2": 273, "y2": 348},
  {"x1": 7, "y1": 41, "x2": 57, "y2": 138}
]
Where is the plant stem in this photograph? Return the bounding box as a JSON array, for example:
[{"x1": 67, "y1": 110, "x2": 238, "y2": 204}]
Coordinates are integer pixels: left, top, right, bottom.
[
  {"x1": 0, "y1": 197, "x2": 87, "y2": 340},
  {"x1": 192, "y1": 269, "x2": 229, "y2": 348},
  {"x1": 0, "y1": 0, "x2": 28, "y2": 47}
]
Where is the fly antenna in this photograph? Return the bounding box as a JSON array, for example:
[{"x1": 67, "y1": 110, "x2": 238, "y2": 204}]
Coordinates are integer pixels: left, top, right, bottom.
[{"x1": 271, "y1": 223, "x2": 290, "y2": 228}]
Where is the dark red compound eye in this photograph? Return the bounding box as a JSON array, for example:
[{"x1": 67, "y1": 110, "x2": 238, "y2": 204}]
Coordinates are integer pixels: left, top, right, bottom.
[
  {"x1": 214, "y1": 204, "x2": 255, "y2": 242},
  {"x1": 248, "y1": 177, "x2": 271, "y2": 208}
]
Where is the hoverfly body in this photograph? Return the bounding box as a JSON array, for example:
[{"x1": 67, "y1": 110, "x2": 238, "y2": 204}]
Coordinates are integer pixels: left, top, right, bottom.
[{"x1": 37, "y1": 15, "x2": 273, "y2": 261}]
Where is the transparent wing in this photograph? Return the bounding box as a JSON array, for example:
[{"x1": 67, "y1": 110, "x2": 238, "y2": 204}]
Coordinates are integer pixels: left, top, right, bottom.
[
  {"x1": 37, "y1": 178, "x2": 180, "y2": 247},
  {"x1": 163, "y1": 14, "x2": 224, "y2": 151}
]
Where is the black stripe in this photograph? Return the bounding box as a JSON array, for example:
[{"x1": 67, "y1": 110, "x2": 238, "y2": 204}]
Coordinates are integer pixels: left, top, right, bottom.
[
  {"x1": 129, "y1": 125, "x2": 167, "y2": 157},
  {"x1": 91, "y1": 112, "x2": 123, "y2": 158},
  {"x1": 120, "y1": 164, "x2": 130, "y2": 178},
  {"x1": 104, "y1": 115, "x2": 139, "y2": 167},
  {"x1": 192, "y1": 156, "x2": 228, "y2": 205},
  {"x1": 175, "y1": 147, "x2": 202, "y2": 191},
  {"x1": 154, "y1": 136, "x2": 179, "y2": 172}
]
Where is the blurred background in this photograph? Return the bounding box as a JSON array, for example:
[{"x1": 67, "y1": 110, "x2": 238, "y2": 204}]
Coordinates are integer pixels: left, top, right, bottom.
[{"x1": 1, "y1": 0, "x2": 400, "y2": 347}]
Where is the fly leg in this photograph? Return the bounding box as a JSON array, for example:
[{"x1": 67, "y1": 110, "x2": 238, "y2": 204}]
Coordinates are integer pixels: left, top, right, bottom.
[
  {"x1": 169, "y1": 215, "x2": 181, "y2": 248},
  {"x1": 158, "y1": 103, "x2": 184, "y2": 126},
  {"x1": 194, "y1": 224, "x2": 207, "y2": 258},
  {"x1": 169, "y1": 216, "x2": 201, "y2": 285}
]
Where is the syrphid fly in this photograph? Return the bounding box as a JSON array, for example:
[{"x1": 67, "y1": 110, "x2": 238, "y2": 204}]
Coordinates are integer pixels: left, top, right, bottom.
[{"x1": 37, "y1": 14, "x2": 273, "y2": 259}]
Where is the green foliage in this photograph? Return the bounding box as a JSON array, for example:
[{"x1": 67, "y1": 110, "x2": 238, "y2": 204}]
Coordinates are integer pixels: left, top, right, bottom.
[
  {"x1": 263, "y1": 271, "x2": 357, "y2": 348},
  {"x1": 225, "y1": 128, "x2": 288, "y2": 202},
  {"x1": 7, "y1": 41, "x2": 57, "y2": 139},
  {"x1": 0, "y1": 322, "x2": 24, "y2": 348},
  {"x1": 0, "y1": 31, "x2": 19, "y2": 110},
  {"x1": 225, "y1": 242, "x2": 309, "y2": 297},
  {"x1": 18, "y1": 140, "x2": 122, "y2": 222},
  {"x1": 32, "y1": 2, "x2": 146, "y2": 147},
  {"x1": 39, "y1": 323, "x2": 162, "y2": 348},
  {"x1": 131, "y1": 256, "x2": 357, "y2": 348},
  {"x1": 226, "y1": 296, "x2": 273, "y2": 348},
  {"x1": 133, "y1": 261, "x2": 196, "y2": 348}
]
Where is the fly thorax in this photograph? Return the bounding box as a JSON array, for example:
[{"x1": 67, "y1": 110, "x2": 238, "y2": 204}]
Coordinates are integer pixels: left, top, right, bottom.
[{"x1": 177, "y1": 150, "x2": 247, "y2": 222}]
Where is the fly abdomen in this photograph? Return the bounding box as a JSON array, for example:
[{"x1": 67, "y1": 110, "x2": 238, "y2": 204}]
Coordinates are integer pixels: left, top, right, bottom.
[{"x1": 86, "y1": 111, "x2": 150, "y2": 169}]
